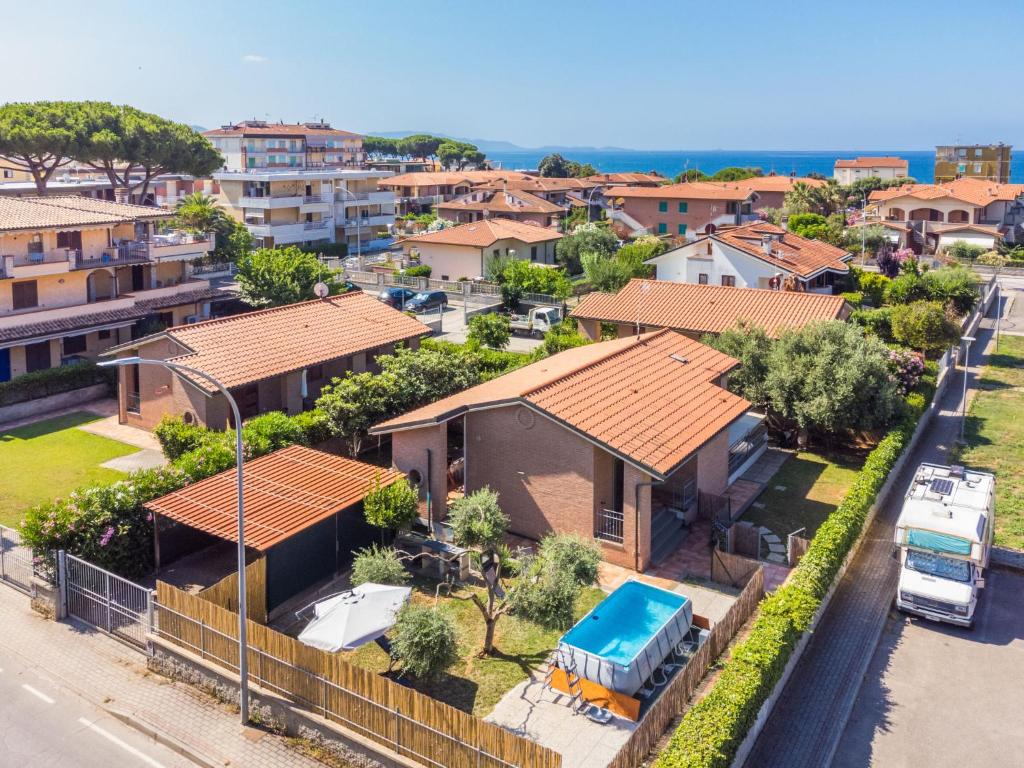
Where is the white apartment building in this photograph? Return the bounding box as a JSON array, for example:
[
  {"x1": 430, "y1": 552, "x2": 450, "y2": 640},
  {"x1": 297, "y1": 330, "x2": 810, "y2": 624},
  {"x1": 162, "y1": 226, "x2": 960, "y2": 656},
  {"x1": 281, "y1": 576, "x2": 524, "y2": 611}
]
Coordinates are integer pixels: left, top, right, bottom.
[
  {"x1": 204, "y1": 121, "x2": 396, "y2": 250},
  {"x1": 833, "y1": 156, "x2": 909, "y2": 185}
]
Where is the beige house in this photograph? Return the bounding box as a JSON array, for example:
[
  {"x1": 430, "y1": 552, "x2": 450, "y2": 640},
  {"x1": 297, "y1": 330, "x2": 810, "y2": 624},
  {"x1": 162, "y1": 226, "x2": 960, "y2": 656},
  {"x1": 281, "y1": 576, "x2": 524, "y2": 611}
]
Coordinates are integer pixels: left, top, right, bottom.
[
  {"x1": 0, "y1": 197, "x2": 217, "y2": 382},
  {"x1": 371, "y1": 330, "x2": 757, "y2": 571},
  {"x1": 833, "y1": 156, "x2": 909, "y2": 185},
  {"x1": 399, "y1": 218, "x2": 562, "y2": 281},
  {"x1": 378, "y1": 171, "x2": 532, "y2": 215},
  {"x1": 109, "y1": 293, "x2": 430, "y2": 430}
]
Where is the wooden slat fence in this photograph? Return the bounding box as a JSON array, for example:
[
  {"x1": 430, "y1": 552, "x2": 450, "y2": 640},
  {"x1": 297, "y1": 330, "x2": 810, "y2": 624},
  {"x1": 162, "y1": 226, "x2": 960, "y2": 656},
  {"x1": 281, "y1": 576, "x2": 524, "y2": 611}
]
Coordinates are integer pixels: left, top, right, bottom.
[
  {"x1": 155, "y1": 582, "x2": 560, "y2": 768},
  {"x1": 197, "y1": 557, "x2": 268, "y2": 624},
  {"x1": 607, "y1": 567, "x2": 765, "y2": 768},
  {"x1": 711, "y1": 549, "x2": 761, "y2": 588}
]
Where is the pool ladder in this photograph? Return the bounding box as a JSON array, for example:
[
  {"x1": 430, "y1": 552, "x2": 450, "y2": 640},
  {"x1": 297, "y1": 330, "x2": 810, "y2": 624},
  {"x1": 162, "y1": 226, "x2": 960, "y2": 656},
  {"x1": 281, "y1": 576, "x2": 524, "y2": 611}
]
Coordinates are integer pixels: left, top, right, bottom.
[{"x1": 550, "y1": 648, "x2": 586, "y2": 713}]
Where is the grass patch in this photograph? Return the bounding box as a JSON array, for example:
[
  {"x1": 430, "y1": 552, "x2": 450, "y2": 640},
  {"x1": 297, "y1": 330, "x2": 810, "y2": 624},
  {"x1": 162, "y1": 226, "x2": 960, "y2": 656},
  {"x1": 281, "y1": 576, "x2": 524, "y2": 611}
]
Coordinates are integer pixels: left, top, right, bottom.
[
  {"x1": 0, "y1": 411, "x2": 138, "y2": 527},
  {"x1": 342, "y1": 579, "x2": 604, "y2": 717},
  {"x1": 955, "y1": 334, "x2": 1024, "y2": 550},
  {"x1": 741, "y1": 450, "x2": 864, "y2": 538}
]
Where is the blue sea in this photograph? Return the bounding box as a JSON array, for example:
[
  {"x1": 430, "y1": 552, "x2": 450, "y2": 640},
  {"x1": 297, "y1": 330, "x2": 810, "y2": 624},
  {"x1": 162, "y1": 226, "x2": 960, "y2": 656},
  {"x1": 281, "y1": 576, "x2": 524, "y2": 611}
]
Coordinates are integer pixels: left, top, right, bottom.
[{"x1": 484, "y1": 149, "x2": 1023, "y2": 185}]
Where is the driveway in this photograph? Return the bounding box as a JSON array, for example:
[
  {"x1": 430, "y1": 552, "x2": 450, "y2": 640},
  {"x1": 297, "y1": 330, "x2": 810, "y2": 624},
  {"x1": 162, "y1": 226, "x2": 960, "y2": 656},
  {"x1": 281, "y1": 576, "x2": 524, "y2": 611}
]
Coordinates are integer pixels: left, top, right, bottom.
[{"x1": 834, "y1": 568, "x2": 1024, "y2": 767}]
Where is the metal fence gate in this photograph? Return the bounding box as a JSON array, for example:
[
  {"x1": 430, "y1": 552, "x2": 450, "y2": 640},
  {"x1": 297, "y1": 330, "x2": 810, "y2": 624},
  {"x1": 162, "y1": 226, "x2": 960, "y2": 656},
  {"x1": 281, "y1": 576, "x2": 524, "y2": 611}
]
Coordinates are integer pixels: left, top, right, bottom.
[
  {"x1": 0, "y1": 525, "x2": 34, "y2": 594},
  {"x1": 63, "y1": 553, "x2": 152, "y2": 648}
]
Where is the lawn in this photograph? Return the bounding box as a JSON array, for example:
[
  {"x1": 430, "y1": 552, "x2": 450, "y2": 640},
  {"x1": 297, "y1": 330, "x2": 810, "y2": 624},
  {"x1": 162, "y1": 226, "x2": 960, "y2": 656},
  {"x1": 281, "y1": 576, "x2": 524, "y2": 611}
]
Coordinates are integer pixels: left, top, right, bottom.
[
  {"x1": 741, "y1": 450, "x2": 865, "y2": 538},
  {"x1": 0, "y1": 411, "x2": 138, "y2": 527},
  {"x1": 955, "y1": 334, "x2": 1024, "y2": 550},
  {"x1": 342, "y1": 579, "x2": 605, "y2": 717}
]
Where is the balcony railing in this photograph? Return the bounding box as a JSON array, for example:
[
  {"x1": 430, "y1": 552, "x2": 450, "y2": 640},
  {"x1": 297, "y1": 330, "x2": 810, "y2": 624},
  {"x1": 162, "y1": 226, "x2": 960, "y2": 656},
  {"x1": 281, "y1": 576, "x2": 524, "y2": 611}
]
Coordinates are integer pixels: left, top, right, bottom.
[
  {"x1": 302, "y1": 194, "x2": 324, "y2": 204},
  {"x1": 595, "y1": 508, "x2": 624, "y2": 544},
  {"x1": 303, "y1": 221, "x2": 329, "y2": 231}
]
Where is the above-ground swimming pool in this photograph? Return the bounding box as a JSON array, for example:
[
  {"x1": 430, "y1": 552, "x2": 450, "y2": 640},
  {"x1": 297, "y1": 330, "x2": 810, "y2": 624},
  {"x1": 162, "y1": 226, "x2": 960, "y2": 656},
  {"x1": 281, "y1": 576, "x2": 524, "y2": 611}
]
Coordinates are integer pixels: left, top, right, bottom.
[{"x1": 557, "y1": 580, "x2": 692, "y2": 696}]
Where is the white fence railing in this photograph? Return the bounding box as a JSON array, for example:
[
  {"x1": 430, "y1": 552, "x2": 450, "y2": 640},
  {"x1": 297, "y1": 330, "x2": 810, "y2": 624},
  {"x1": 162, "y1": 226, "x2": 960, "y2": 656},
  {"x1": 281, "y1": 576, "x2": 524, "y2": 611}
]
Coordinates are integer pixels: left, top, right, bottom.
[
  {"x1": 62, "y1": 552, "x2": 153, "y2": 649},
  {"x1": 0, "y1": 525, "x2": 34, "y2": 595}
]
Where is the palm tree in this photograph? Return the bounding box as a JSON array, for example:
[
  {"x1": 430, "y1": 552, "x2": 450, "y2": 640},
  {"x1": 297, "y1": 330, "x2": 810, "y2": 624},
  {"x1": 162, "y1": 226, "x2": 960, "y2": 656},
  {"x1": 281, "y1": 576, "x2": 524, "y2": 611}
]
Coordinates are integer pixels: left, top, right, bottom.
[{"x1": 174, "y1": 192, "x2": 223, "y2": 233}]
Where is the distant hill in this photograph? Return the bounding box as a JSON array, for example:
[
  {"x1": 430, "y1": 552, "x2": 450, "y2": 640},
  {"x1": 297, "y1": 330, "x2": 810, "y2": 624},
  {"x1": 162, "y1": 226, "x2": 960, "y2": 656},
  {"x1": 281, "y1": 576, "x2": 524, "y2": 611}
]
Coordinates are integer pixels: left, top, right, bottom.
[{"x1": 367, "y1": 130, "x2": 636, "y2": 154}]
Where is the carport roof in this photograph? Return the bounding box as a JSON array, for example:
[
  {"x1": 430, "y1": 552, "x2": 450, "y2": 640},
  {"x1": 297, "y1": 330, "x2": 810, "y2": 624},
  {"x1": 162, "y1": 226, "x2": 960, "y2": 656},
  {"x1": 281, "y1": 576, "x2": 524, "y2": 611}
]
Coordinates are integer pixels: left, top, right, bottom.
[{"x1": 145, "y1": 445, "x2": 405, "y2": 551}]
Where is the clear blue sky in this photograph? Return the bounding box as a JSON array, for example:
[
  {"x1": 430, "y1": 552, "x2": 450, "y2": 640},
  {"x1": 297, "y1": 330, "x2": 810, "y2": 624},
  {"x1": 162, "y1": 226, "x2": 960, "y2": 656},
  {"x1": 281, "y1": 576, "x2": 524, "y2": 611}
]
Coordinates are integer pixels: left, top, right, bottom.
[{"x1": 5, "y1": 0, "x2": 1022, "y2": 151}]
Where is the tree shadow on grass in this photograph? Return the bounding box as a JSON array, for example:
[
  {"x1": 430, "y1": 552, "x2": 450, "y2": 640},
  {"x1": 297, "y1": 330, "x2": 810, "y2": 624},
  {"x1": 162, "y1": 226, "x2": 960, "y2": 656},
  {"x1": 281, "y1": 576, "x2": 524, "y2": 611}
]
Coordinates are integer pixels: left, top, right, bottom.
[{"x1": 0, "y1": 411, "x2": 102, "y2": 442}]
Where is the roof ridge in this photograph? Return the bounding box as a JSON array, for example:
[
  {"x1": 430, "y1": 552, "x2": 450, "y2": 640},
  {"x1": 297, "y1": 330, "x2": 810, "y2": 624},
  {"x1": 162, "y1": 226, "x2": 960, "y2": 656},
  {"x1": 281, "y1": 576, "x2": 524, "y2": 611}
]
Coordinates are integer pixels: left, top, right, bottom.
[
  {"x1": 168, "y1": 293, "x2": 360, "y2": 334},
  {"x1": 521, "y1": 329, "x2": 672, "y2": 397}
]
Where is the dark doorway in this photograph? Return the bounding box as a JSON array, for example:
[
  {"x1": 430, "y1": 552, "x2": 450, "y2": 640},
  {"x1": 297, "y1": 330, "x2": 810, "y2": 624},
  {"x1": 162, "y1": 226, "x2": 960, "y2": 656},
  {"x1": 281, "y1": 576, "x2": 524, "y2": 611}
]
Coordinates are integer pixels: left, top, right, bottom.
[{"x1": 24, "y1": 341, "x2": 51, "y2": 373}]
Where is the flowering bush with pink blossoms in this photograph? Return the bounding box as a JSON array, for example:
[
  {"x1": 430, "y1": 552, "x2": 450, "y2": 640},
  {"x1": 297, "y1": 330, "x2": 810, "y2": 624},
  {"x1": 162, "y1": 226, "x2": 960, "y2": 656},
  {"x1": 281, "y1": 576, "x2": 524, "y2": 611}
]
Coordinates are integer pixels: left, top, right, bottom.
[{"x1": 887, "y1": 348, "x2": 926, "y2": 395}]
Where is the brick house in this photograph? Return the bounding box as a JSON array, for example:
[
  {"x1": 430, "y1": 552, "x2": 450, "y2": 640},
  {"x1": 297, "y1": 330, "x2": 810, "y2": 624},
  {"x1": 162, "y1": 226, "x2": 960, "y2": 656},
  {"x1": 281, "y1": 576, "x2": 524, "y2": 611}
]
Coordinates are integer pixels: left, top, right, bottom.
[
  {"x1": 571, "y1": 278, "x2": 852, "y2": 341},
  {"x1": 604, "y1": 181, "x2": 758, "y2": 240},
  {"x1": 108, "y1": 292, "x2": 429, "y2": 430},
  {"x1": 371, "y1": 330, "x2": 761, "y2": 571}
]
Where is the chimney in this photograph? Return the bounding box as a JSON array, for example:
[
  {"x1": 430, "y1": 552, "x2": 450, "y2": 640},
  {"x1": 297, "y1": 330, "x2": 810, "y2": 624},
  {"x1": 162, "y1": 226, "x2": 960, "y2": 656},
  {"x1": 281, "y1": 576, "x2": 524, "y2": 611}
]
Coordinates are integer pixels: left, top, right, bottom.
[{"x1": 761, "y1": 234, "x2": 773, "y2": 255}]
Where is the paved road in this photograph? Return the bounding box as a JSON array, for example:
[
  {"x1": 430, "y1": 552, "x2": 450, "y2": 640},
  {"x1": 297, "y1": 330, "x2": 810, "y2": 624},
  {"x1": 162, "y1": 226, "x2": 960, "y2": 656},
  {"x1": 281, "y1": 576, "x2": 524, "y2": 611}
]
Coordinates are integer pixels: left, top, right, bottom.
[
  {"x1": 0, "y1": 648, "x2": 191, "y2": 767},
  {"x1": 742, "y1": 314, "x2": 998, "y2": 767},
  {"x1": 834, "y1": 568, "x2": 1024, "y2": 768}
]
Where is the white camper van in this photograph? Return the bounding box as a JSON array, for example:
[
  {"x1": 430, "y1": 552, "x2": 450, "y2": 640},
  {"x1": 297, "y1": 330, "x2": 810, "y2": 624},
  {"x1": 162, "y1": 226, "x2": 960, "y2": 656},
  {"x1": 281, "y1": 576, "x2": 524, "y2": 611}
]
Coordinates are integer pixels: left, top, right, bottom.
[{"x1": 894, "y1": 463, "x2": 995, "y2": 628}]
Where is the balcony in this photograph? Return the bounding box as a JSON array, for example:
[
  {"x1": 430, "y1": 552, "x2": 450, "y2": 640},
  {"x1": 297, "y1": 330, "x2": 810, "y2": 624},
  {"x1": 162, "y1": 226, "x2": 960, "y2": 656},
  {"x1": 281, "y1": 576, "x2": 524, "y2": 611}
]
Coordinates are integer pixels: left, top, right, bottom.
[
  {"x1": 341, "y1": 215, "x2": 394, "y2": 232},
  {"x1": 239, "y1": 195, "x2": 304, "y2": 209},
  {"x1": 595, "y1": 508, "x2": 625, "y2": 544},
  {"x1": 70, "y1": 233, "x2": 214, "y2": 269},
  {"x1": 0, "y1": 250, "x2": 74, "y2": 279},
  {"x1": 245, "y1": 221, "x2": 333, "y2": 244}
]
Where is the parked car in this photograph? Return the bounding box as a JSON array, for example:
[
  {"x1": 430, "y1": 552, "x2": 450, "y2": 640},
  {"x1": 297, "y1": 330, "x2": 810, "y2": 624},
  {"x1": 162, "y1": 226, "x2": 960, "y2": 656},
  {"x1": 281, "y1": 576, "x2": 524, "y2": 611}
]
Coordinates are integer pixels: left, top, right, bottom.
[
  {"x1": 405, "y1": 290, "x2": 449, "y2": 313},
  {"x1": 378, "y1": 287, "x2": 417, "y2": 309}
]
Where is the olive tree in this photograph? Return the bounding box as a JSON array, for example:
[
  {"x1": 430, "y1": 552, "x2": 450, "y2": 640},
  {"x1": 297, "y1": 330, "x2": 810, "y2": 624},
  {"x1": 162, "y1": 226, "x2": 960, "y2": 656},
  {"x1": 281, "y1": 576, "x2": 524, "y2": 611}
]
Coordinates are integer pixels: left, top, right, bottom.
[{"x1": 391, "y1": 603, "x2": 459, "y2": 681}]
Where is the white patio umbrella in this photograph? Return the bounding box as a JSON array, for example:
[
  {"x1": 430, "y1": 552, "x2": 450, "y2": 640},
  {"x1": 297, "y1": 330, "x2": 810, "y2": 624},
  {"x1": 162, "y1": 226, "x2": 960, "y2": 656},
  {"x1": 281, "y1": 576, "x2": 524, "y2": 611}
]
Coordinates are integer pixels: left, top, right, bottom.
[{"x1": 298, "y1": 583, "x2": 412, "y2": 653}]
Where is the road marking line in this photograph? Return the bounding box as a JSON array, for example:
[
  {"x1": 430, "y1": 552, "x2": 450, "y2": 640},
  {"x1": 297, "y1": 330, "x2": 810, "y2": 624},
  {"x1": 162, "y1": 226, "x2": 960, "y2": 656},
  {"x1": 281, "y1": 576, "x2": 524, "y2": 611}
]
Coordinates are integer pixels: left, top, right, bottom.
[
  {"x1": 77, "y1": 717, "x2": 167, "y2": 768},
  {"x1": 21, "y1": 683, "x2": 55, "y2": 704}
]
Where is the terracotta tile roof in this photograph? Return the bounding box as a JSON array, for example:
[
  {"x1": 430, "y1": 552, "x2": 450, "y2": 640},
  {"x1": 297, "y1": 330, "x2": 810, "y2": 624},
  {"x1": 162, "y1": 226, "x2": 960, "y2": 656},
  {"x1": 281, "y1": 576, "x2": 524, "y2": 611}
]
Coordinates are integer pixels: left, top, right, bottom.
[
  {"x1": 125, "y1": 293, "x2": 430, "y2": 392},
  {"x1": 372, "y1": 330, "x2": 750, "y2": 478},
  {"x1": 437, "y1": 189, "x2": 565, "y2": 215},
  {"x1": 834, "y1": 156, "x2": 909, "y2": 169},
  {"x1": 145, "y1": 445, "x2": 404, "y2": 551},
  {"x1": 203, "y1": 122, "x2": 361, "y2": 139},
  {"x1": 604, "y1": 181, "x2": 754, "y2": 202},
  {"x1": 708, "y1": 221, "x2": 852, "y2": 278},
  {"x1": 584, "y1": 172, "x2": 666, "y2": 186},
  {"x1": 868, "y1": 177, "x2": 1024, "y2": 207},
  {"x1": 0, "y1": 196, "x2": 170, "y2": 233},
  {"x1": 736, "y1": 176, "x2": 827, "y2": 193},
  {"x1": 474, "y1": 177, "x2": 599, "y2": 193},
  {"x1": 133, "y1": 286, "x2": 229, "y2": 312},
  {"x1": 379, "y1": 171, "x2": 531, "y2": 189},
  {"x1": 0, "y1": 305, "x2": 141, "y2": 344},
  {"x1": 399, "y1": 217, "x2": 563, "y2": 247},
  {"x1": 571, "y1": 279, "x2": 850, "y2": 338}
]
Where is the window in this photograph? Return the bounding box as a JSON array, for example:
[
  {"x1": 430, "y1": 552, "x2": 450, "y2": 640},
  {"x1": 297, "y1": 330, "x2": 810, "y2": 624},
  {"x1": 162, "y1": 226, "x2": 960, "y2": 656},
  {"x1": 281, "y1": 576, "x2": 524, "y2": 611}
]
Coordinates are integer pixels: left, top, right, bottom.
[
  {"x1": 25, "y1": 341, "x2": 51, "y2": 373},
  {"x1": 2, "y1": 170, "x2": 12, "y2": 179},
  {"x1": 706, "y1": 242, "x2": 713, "y2": 255},
  {"x1": 677, "y1": 224, "x2": 687, "y2": 236},
  {"x1": 657, "y1": 222, "x2": 667, "y2": 234},
  {"x1": 658, "y1": 201, "x2": 668, "y2": 213},
  {"x1": 493, "y1": 249, "x2": 500, "y2": 258},
  {"x1": 98, "y1": 329, "x2": 111, "y2": 340},
  {"x1": 56, "y1": 230, "x2": 83, "y2": 251},
  {"x1": 975, "y1": 148, "x2": 983, "y2": 158},
  {"x1": 726, "y1": 202, "x2": 738, "y2": 214},
  {"x1": 531, "y1": 246, "x2": 538, "y2": 262},
  {"x1": 698, "y1": 273, "x2": 708, "y2": 284},
  {"x1": 306, "y1": 364, "x2": 324, "y2": 381},
  {"x1": 974, "y1": 163, "x2": 983, "y2": 173},
  {"x1": 63, "y1": 334, "x2": 87, "y2": 355},
  {"x1": 721, "y1": 275, "x2": 736, "y2": 287},
  {"x1": 12, "y1": 281, "x2": 38, "y2": 310},
  {"x1": 678, "y1": 201, "x2": 688, "y2": 213}
]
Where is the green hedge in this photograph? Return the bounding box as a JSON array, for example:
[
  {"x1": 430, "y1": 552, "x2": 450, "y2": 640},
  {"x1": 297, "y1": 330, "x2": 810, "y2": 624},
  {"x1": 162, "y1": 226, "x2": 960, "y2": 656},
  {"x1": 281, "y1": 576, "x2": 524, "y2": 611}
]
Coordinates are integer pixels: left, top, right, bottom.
[
  {"x1": 654, "y1": 399, "x2": 924, "y2": 768},
  {"x1": 0, "y1": 362, "x2": 115, "y2": 407}
]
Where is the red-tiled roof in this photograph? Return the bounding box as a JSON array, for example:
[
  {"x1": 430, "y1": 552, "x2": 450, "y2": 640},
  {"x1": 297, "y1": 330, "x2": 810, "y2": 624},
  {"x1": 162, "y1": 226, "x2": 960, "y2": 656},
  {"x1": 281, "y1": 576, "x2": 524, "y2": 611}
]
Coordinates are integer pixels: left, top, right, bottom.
[
  {"x1": 399, "y1": 217, "x2": 562, "y2": 247},
  {"x1": 571, "y1": 279, "x2": 850, "y2": 338},
  {"x1": 203, "y1": 122, "x2": 361, "y2": 139},
  {"x1": 708, "y1": 221, "x2": 852, "y2": 278},
  {"x1": 834, "y1": 156, "x2": 909, "y2": 169},
  {"x1": 869, "y1": 177, "x2": 1024, "y2": 207},
  {"x1": 605, "y1": 181, "x2": 754, "y2": 202},
  {"x1": 584, "y1": 172, "x2": 666, "y2": 186},
  {"x1": 379, "y1": 171, "x2": 531, "y2": 189},
  {"x1": 372, "y1": 330, "x2": 750, "y2": 478},
  {"x1": 736, "y1": 176, "x2": 826, "y2": 193},
  {"x1": 474, "y1": 177, "x2": 599, "y2": 193},
  {"x1": 122, "y1": 293, "x2": 429, "y2": 392},
  {"x1": 437, "y1": 189, "x2": 565, "y2": 215},
  {"x1": 145, "y1": 445, "x2": 404, "y2": 551}
]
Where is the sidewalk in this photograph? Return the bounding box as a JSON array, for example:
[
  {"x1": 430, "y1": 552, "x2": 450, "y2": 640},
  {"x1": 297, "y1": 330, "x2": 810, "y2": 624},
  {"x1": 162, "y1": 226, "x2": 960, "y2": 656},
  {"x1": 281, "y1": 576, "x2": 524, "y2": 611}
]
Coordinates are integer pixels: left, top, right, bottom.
[
  {"x1": 0, "y1": 586, "x2": 325, "y2": 768},
  {"x1": 742, "y1": 315, "x2": 999, "y2": 768}
]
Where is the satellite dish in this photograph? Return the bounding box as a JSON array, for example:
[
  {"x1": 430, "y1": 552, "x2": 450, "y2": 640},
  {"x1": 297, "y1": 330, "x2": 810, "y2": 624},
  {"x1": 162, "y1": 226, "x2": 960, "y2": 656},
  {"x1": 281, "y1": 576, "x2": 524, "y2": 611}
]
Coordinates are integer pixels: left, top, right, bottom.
[{"x1": 313, "y1": 282, "x2": 330, "y2": 298}]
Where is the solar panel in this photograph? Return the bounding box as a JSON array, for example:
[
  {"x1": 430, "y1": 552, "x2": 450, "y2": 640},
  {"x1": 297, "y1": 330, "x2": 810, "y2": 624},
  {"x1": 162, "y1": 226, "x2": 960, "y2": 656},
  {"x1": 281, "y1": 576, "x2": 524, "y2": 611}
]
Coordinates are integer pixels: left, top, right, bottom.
[{"x1": 930, "y1": 478, "x2": 955, "y2": 496}]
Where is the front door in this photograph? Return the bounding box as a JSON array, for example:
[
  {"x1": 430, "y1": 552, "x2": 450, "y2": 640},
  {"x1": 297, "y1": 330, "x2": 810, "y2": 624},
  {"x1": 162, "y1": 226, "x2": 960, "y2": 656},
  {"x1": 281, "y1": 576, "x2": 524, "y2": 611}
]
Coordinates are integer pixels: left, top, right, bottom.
[
  {"x1": 0, "y1": 348, "x2": 10, "y2": 382},
  {"x1": 131, "y1": 265, "x2": 146, "y2": 292},
  {"x1": 24, "y1": 341, "x2": 51, "y2": 373},
  {"x1": 228, "y1": 383, "x2": 260, "y2": 427}
]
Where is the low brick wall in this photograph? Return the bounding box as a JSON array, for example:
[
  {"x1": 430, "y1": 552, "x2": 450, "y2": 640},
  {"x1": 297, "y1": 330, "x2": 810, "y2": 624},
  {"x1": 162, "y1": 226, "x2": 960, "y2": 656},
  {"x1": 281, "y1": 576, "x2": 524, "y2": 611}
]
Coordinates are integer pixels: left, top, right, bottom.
[{"x1": 0, "y1": 383, "x2": 109, "y2": 425}]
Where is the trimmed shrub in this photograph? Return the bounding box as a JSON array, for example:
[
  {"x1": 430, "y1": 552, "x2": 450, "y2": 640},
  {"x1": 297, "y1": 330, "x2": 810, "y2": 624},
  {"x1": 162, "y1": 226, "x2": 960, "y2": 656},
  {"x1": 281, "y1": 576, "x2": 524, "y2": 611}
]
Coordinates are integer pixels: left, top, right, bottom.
[
  {"x1": 391, "y1": 603, "x2": 459, "y2": 681},
  {"x1": 154, "y1": 416, "x2": 214, "y2": 460},
  {"x1": 404, "y1": 264, "x2": 431, "y2": 277},
  {"x1": 839, "y1": 291, "x2": 863, "y2": 308},
  {"x1": 0, "y1": 362, "x2": 114, "y2": 407},
  {"x1": 292, "y1": 409, "x2": 333, "y2": 445},
  {"x1": 351, "y1": 544, "x2": 410, "y2": 587},
  {"x1": 241, "y1": 411, "x2": 306, "y2": 454}
]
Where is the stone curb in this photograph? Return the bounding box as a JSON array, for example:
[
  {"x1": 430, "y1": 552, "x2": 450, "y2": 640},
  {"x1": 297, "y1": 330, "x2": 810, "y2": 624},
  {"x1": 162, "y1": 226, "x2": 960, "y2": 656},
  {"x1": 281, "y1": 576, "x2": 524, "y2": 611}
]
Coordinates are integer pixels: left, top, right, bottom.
[{"x1": 106, "y1": 706, "x2": 224, "y2": 768}]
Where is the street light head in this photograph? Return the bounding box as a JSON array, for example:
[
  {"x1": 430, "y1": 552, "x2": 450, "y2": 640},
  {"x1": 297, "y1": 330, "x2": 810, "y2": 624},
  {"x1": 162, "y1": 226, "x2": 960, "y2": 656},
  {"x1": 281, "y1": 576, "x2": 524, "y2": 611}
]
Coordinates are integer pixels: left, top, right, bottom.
[
  {"x1": 97, "y1": 356, "x2": 141, "y2": 368},
  {"x1": 962, "y1": 336, "x2": 977, "y2": 343}
]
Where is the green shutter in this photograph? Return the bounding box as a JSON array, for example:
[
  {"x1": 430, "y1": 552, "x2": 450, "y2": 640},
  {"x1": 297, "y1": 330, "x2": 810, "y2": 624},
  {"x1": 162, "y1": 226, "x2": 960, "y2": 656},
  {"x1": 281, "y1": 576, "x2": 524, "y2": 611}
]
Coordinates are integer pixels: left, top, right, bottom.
[
  {"x1": 658, "y1": 222, "x2": 667, "y2": 234},
  {"x1": 658, "y1": 201, "x2": 668, "y2": 213},
  {"x1": 678, "y1": 224, "x2": 687, "y2": 235},
  {"x1": 678, "y1": 202, "x2": 688, "y2": 213}
]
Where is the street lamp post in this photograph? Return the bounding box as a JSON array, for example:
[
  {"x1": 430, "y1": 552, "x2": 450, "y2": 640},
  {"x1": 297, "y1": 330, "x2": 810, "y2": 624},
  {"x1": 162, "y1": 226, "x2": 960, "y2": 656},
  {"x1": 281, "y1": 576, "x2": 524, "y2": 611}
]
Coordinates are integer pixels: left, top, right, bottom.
[
  {"x1": 960, "y1": 335, "x2": 976, "y2": 442},
  {"x1": 99, "y1": 357, "x2": 250, "y2": 725}
]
